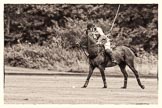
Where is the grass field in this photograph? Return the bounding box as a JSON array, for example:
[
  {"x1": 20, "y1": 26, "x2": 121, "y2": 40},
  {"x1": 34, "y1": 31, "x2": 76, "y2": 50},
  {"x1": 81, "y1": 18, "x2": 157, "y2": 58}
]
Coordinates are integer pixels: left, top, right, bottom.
[{"x1": 4, "y1": 73, "x2": 158, "y2": 104}]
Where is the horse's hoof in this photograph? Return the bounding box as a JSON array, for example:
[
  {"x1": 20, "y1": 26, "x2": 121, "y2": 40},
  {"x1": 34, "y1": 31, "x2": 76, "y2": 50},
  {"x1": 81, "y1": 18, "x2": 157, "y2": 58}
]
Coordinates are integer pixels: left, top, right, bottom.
[
  {"x1": 141, "y1": 85, "x2": 145, "y2": 89},
  {"x1": 121, "y1": 86, "x2": 127, "y2": 89},
  {"x1": 81, "y1": 86, "x2": 87, "y2": 88},
  {"x1": 103, "y1": 86, "x2": 107, "y2": 88}
]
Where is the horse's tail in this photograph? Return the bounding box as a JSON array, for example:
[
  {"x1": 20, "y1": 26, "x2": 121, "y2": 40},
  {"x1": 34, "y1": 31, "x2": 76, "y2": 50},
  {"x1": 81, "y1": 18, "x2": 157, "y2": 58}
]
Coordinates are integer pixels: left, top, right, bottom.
[
  {"x1": 129, "y1": 46, "x2": 138, "y2": 57},
  {"x1": 123, "y1": 45, "x2": 138, "y2": 57}
]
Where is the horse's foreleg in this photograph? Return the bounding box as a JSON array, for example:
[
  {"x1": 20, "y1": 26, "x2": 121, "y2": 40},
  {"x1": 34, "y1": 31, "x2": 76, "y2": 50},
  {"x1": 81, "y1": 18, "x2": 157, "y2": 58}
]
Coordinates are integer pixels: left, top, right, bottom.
[
  {"x1": 98, "y1": 65, "x2": 107, "y2": 88},
  {"x1": 82, "y1": 65, "x2": 95, "y2": 88},
  {"x1": 119, "y1": 63, "x2": 128, "y2": 89}
]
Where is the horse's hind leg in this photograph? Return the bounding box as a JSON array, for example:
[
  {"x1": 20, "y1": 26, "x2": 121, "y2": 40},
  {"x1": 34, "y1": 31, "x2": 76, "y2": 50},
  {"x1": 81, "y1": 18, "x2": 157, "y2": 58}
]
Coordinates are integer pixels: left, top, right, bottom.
[
  {"x1": 127, "y1": 61, "x2": 145, "y2": 89},
  {"x1": 98, "y1": 65, "x2": 107, "y2": 88},
  {"x1": 119, "y1": 62, "x2": 128, "y2": 89},
  {"x1": 82, "y1": 65, "x2": 95, "y2": 88}
]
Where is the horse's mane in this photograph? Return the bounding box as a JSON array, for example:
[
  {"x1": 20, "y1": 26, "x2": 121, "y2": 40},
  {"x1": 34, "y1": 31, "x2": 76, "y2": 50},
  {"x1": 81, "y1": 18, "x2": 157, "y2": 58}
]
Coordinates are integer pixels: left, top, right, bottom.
[{"x1": 87, "y1": 34, "x2": 97, "y2": 45}]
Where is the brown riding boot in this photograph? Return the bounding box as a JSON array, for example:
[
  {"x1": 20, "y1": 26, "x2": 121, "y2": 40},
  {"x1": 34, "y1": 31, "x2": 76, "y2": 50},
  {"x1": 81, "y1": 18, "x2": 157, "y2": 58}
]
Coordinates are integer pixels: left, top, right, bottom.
[
  {"x1": 105, "y1": 49, "x2": 117, "y2": 64},
  {"x1": 111, "y1": 56, "x2": 118, "y2": 64}
]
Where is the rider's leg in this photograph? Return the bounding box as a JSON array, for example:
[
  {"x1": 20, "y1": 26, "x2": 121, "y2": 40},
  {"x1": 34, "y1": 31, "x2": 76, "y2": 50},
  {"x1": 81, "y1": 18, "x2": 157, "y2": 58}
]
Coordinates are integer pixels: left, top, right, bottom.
[{"x1": 104, "y1": 43, "x2": 117, "y2": 63}]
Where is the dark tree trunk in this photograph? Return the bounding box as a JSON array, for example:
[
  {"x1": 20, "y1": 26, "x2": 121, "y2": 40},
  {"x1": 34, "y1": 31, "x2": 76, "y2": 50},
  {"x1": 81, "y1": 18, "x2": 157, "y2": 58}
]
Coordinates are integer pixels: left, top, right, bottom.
[{"x1": 6, "y1": 16, "x2": 10, "y2": 35}]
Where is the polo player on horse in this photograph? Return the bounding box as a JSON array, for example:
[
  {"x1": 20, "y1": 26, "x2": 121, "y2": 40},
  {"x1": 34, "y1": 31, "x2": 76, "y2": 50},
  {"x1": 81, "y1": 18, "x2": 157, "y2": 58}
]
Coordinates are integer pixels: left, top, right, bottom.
[{"x1": 86, "y1": 23, "x2": 117, "y2": 64}]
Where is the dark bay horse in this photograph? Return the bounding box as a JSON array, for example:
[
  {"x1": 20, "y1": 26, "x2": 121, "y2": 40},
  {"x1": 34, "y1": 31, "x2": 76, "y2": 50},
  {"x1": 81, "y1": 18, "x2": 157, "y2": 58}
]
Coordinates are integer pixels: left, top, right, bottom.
[{"x1": 79, "y1": 34, "x2": 145, "y2": 89}]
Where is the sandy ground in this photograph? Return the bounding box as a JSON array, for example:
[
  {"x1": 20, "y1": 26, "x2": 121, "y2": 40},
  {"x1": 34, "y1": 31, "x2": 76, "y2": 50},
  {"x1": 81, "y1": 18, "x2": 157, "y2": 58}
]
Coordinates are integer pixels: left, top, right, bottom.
[{"x1": 4, "y1": 74, "x2": 158, "y2": 104}]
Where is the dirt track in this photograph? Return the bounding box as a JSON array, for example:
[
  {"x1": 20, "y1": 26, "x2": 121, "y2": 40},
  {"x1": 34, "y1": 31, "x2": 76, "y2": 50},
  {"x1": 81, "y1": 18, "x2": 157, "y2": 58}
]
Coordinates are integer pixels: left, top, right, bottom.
[{"x1": 4, "y1": 74, "x2": 158, "y2": 104}]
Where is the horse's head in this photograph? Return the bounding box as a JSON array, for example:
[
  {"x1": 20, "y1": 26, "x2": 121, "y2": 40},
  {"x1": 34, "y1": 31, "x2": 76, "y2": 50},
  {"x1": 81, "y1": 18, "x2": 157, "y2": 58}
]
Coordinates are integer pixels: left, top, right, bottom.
[
  {"x1": 75, "y1": 36, "x2": 88, "y2": 49},
  {"x1": 75, "y1": 33, "x2": 105, "y2": 59},
  {"x1": 77, "y1": 32, "x2": 104, "y2": 49}
]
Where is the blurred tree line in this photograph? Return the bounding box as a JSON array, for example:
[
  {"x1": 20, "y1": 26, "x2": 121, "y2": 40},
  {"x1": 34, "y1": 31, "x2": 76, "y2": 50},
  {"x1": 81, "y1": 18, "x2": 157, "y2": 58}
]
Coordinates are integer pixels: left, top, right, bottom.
[{"x1": 4, "y1": 4, "x2": 158, "y2": 54}]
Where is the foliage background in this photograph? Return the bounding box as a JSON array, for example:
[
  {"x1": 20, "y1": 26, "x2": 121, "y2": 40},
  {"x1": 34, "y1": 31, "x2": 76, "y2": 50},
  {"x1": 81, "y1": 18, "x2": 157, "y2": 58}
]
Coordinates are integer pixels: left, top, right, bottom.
[{"x1": 4, "y1": 4, "x2": 158, "y2": 76}]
